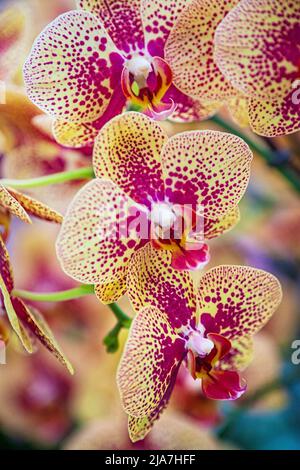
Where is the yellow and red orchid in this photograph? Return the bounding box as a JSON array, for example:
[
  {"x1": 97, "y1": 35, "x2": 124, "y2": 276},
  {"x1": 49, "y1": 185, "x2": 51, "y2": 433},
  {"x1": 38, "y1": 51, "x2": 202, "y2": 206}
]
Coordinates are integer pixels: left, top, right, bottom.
[
  {"x1": 23, "y1": 0, "x2": 221, "y2": 148},
  {"x1": 165, "y1": 0, "x2": 300, "y2": 137},
  {"x1": 214, "y1": 0, "x2": 300, "y2": 137},
  {"x1": 56, "y1": 112, "x2": 252, "y2": 303},
  {"x1": 0, "y1": 235, "x2": 73, "y2": 374},
  {"x1": 117, "y1": 245, "x2": 282, "y2": 442}
]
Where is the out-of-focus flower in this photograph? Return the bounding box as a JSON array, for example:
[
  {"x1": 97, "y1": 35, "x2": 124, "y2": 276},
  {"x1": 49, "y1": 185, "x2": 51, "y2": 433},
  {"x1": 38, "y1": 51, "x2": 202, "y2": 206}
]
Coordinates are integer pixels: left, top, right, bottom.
[
  {"x1": 117, "y1": 245, "x2": 282, "y2": 442},
  {"x1": 165, "y1": 0, "x2": 300, "y2": 137},
  {"x1": 0, "y1": 235, "x2": 73, "y2": 373},
  {"x1": 0, "y1": 4, "x2": 28, "y2": 82},
  {"x1": 56, "y1": 112, "x2": 252, "y2": 303},
  {"x1": 0, "y1": 88, "x2": 91, "y2": 215},
  {"x1": 243, "y1": 332, "x2": 286, "y2": 411},
  {"x1": 214, "y1": 0, "x2": 300, "y2": 137},
  {"x1": 15, "y1": 356, "x2": 73, "y2": 443},
  {"x1": 0, "y1": 121, "x2": 64, "y2": 235},
  {"x1": 0, "y1": 351, "x2": 75, "y2": 445},
  {"x1": 262, "y1": 207, "x2": 300, "y2": 260},
  {"x1": 23, "y1": 0, "x2": 221, "y2": 148},
  {"x1": 64, "y1": 411, "x2": 224, "y2": 450}
]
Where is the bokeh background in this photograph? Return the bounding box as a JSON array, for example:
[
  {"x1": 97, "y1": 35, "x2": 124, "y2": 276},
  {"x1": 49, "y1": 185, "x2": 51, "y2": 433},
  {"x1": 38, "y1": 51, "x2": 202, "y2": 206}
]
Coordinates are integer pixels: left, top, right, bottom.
[{"x1": 0, "y1": 0, "x2": 300, "y2": 450}]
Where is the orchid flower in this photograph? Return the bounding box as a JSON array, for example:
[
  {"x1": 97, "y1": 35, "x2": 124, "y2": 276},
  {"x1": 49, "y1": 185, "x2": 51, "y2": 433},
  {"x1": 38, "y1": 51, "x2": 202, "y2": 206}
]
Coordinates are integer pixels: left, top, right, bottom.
[
  {"x1": 56, "y1": 112, "x2": 252, "y2": 304},
  {"x1": 214, "y1": 0, "x2": 300, "y2": 137},
  {"x1": 117, "y1": 245, "x2": 282, "y2": 442},
  {"x1": 164, "y1": 0, "x2": 300, "y2": 136},
  {"x1": 0, "y1": 235, "x2": 73, "y2": 374},
  {"x1": 23, "y1": 0, "x2": 220, "y2": 149}
]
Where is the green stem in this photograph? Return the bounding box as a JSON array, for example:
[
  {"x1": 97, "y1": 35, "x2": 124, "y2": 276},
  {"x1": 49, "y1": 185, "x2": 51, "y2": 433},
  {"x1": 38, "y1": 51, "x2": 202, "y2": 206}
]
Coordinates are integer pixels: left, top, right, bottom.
[
  {"x1": 210, "y1": 115, "x2": 300, "y2": 193},
  {"x1": 104, "y1": 304, "x2": 132, "y2": 353},
  {"x1": 12, "y1": 285, "x2": 95, "y2": 302},
  {"x1": 108, "y1": 302, "x2": 132, "y2": 328},
  {"x1": 1, "y1": 167, "x2": 95, "y2": 189}
]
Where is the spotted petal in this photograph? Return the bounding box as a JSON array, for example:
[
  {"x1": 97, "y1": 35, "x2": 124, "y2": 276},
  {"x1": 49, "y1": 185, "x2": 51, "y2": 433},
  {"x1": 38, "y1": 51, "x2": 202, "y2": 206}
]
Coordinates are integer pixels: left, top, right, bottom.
[
  {"x1": 7, "y1": 188, "x2": 63, "y2": 224},
  {"x1": 0, "y1": 185, "x2": 31, "y2": 224},
  {"x1": 24, "y1": 11, "x2": 123, "y2": 124},
  {"x1": 127, "y1": 243, "x2": 197, "y2": 329},
  {"x1": 56, "y1": 178, "x2": 145, "y2": 286},
  {"x1": 128, "y1": 371, "x2": 178, "y2": 442},
  {"x1": 162, "y1": 130, "x2": 252, "y2": 219},
  {"x1": 165, "y1": 85, "x2": 222, "y2": 123},
  {"x1": 0, "y1": 236, "x2": 14, "y2": 294},
  {"x1": 199, "y1": 265, "x2": 282, "y2": 342},
  {"x1": 12, "y1": 300, "x2": 74, "y2": 374},
  {"x1": 227, "y1": 94, "x2": 250, "y2": 128},
  {"x1": 77, "y1": 0, "x2": 144, "y2": 54},
  {"x1": 222, "y1": 336, "x2": 254, "y2": 371},
  {"x1": 53, "y1": 87, "x2": 126, "y2": 148},
  {"x1": 53, "y1": 119, "x2": 100, "y2": 148},
  {"x1": 95, "y1": 276, "x2": 127, "y2": 304},
  {"x1": 0, "y1": 5, "x2": 27, "y2": 80},
  {"x1": 117, "y1": 306, "x2": 185, "y2": 420},
  {"x1": 204, "y1": 207, "x2": 240, "y2": 241},
  {"x1": 248, "y1": 93, "x2": 300, "y2": 137},
  {"x1": 214, "y1": 0, "x2": 300, "y2": 100},
  {"x1": 93, "y1": 112, "x2": 167, "y2": 204},
  {"x1": 0, "y1": 239, "x2": 33, "y2": 353},
  {"x1": 142, "y1": 0, "x2": 192, "y2": 57},
  {"x1": 165, "y1": 0, "x2": 238, "y2": 100}
]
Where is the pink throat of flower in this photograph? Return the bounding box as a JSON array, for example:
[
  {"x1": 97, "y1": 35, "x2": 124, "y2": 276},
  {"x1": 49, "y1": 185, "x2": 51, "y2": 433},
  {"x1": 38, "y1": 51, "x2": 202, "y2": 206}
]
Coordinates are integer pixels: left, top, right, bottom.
[
  {"x1": 149, "y1": 202, "x2": 210, "y2": 271},
  {"x1": 185, "y1": 329, "x2": 247, "y2": 401},
  {"x1": 121, "y1": 53, "x2": 174, "y2": 119}
]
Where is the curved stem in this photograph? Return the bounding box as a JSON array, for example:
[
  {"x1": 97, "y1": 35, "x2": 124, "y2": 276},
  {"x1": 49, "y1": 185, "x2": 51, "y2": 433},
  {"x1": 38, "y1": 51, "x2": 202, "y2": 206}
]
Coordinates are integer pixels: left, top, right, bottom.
[
  {"x1": 12, "y1": 285, "x2": 95, "y2": 302},
  {"x1": 104, "y1": 304, "x2": 132, "y2": 353},
  {"x1": 1, "y1": 167, "x2": 95, "y2": 189},
  {"x1": 210, "y1": 115, "x2": 300, "y2": 194},
  {"x1": 108, "y1": 302, "x2": 132, "y2": 328}
]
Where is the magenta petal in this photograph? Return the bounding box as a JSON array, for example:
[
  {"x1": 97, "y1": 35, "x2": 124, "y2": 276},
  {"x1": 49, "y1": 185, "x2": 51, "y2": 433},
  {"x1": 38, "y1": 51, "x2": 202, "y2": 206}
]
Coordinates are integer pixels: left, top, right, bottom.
[
  {"x1": 78, "y1": 0, "x2": 145, "y2": 54},
  {"x1": 171, "y1": 244, "x2": 210, "y2": 271},
  {"x1": 202, "y1": 369, "x2": 246, "y2": 401}
]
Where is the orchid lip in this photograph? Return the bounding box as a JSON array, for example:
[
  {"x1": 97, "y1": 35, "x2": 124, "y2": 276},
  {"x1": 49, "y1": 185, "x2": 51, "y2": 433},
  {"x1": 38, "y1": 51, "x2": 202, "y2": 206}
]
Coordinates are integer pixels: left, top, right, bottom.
[
  {"x1": 150, "y1": 202, "x2": 177, "y2": 230},
  {"x1": 184, "y1": 324, "x2": 214, "y2": 358},
  {"x1": 125, "y1": 53, "x2": 152, "y2": 88}
]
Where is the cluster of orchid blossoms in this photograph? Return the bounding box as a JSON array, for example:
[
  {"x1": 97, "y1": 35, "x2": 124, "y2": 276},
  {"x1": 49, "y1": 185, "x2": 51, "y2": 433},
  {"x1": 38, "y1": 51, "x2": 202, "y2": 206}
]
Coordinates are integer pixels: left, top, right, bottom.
[{"x1": 1, "y1": 0, "x2": 296, "y2": 443}]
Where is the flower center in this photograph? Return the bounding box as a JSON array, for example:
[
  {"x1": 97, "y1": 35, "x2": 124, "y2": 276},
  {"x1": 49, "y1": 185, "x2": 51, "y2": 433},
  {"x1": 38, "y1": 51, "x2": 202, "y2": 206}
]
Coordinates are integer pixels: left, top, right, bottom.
[
  {"x1": 186, "y1": 326, "x2": 214, "y2": 358},
  {"x1": 150, "y1": 202, "x2": 177, "y2": 231},
  {"x1": 125, "y1": 53, "x2": 152, "y2": 88}
]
